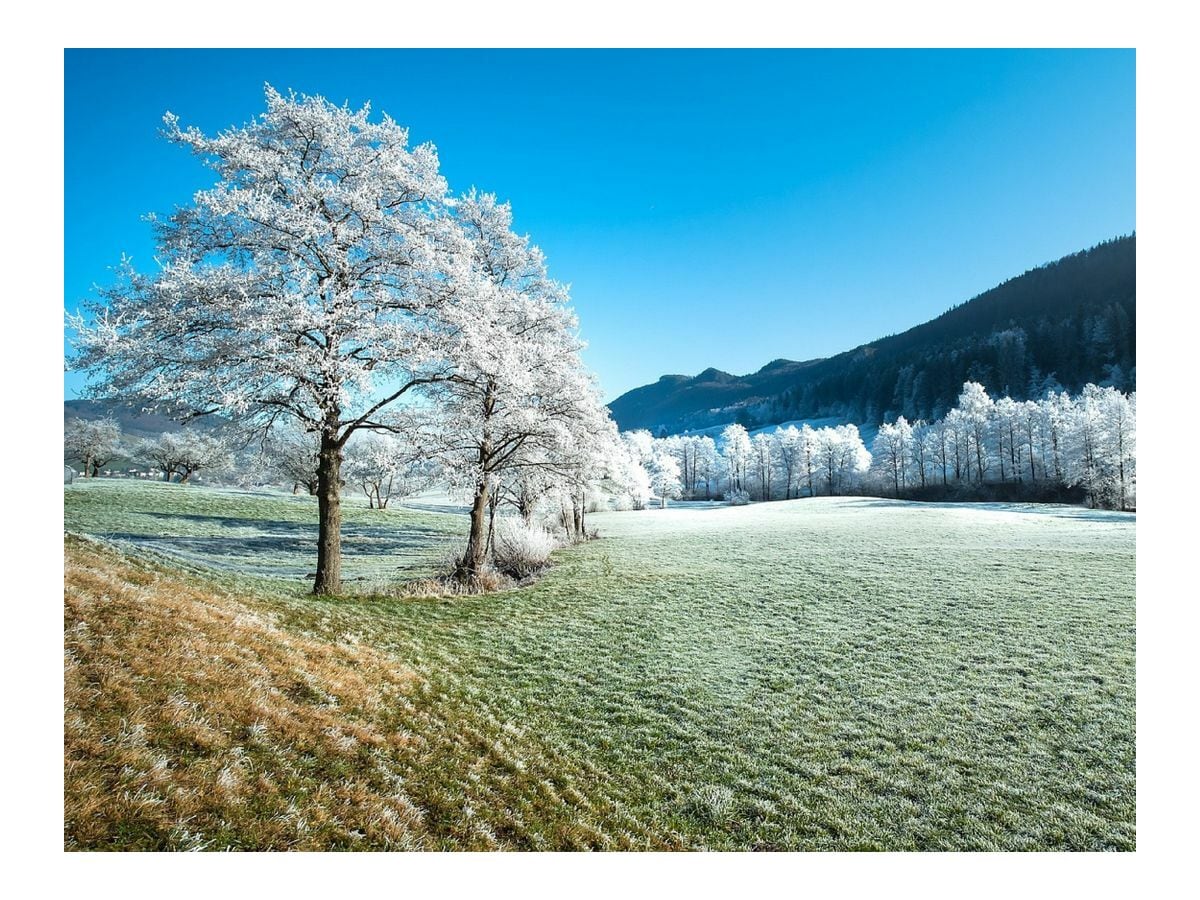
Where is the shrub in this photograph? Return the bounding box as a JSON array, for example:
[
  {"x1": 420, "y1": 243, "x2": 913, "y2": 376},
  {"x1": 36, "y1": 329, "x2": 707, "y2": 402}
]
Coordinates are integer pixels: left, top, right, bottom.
[
  {"x1": 725, "y1": 489, "x2": 750, "y2": 506},
  {"x1": 491, "y1": 518, "x2": 557, "y2": 580}
]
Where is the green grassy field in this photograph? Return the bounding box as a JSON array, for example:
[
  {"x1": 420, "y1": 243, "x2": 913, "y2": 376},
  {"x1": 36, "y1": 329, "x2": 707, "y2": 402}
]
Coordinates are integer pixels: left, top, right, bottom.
[
  {"x1": 63, "y1": 479, "x2": 464, "y2": 584},
  {"x1": 64, "y1": 480, "x2": 1135, "y2": 850}
]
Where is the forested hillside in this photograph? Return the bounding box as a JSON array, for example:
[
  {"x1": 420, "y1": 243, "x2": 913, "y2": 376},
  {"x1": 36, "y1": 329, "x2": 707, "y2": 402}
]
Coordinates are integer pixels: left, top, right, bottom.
[{"x1": 609, "y1": 236, "x2": 1135, "y2": 433}]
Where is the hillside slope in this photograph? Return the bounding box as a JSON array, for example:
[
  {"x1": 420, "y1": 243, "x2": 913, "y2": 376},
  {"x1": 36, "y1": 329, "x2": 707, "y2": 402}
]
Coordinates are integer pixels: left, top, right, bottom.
[{"x1": 609, "y1": 235, "x2": 1135, "y2": 434}]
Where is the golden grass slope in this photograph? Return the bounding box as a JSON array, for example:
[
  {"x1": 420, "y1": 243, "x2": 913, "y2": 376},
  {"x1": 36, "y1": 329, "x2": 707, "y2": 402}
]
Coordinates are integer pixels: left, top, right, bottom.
[{"x1": 64, "y1": 537, "x2": 666, "y2": 850}]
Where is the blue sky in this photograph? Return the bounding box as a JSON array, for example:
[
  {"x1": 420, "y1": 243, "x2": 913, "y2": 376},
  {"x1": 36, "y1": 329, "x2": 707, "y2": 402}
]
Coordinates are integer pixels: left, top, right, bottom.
[{"x1": 64, "y1": 49, "x2": 1134, "y2": 402}]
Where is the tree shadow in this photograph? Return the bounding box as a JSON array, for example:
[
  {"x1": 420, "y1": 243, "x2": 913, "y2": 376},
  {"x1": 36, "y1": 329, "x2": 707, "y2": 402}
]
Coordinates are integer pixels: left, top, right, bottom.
[
  {"x1": 833, "y1": 497, "x2": 1135, "y2": 523},
  {"x1": 97, "y1": 515, "x2": 459, "y2": 579},
  {"x1": 141, "y1": 510, "x2": 457, "y2": 537}
]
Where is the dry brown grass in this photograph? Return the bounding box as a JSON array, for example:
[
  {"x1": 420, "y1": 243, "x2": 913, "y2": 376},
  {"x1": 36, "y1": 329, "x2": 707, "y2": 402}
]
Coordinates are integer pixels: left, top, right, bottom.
[
  {"x1": 65, "y1": 537, "x2": 430, "y2": 849},
  {"x1": 65, "y1": 537, "x2": 666, "y2": 850}
]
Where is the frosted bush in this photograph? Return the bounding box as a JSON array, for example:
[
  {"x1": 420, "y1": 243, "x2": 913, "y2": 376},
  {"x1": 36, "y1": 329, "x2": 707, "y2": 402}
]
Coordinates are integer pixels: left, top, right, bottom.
[
  {"x1": 491, "y1": 518, "x2": 557, "y2": 579},
  {"x1": 725, "y1": 489, "x2": 750, "y2": 506}
]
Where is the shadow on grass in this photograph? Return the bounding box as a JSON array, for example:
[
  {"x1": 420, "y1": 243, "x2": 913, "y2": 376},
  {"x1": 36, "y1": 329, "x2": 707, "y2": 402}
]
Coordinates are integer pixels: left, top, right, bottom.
[
  {"x1": 141, "y1": 509, "x2": 458, "y2": 537},
  {"x1": 839, "y1": 497, "x2": 1135, "y2": 523},
  {"x1": 95, "y1": 518, "x2": 458, "y2": 579}
]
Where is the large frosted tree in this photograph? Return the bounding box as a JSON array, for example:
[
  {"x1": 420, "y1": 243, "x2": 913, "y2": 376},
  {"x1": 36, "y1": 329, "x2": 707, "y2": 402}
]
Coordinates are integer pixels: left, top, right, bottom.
[
  {"x1": 69, "y1": 88, "x2": 458, "y2": 594},
  {"x1": 416, "y1": 192, "x2": 609, "y2": 580}
]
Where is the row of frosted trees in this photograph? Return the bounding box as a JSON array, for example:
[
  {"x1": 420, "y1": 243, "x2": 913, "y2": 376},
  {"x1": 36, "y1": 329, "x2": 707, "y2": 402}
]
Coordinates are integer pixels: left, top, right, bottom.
[
  {"x1": 64, "y1": 417, "x2": 232, "y2": 483},
  {"x1": 602, "y1": 380, "x2": 1134, "y2": 512},
  {"x1": 869, "y1": 381, "x2": 1136, "y2": 510},
  {"x1": 611, "y1": 421, "x2": 873, "y2": 508}
]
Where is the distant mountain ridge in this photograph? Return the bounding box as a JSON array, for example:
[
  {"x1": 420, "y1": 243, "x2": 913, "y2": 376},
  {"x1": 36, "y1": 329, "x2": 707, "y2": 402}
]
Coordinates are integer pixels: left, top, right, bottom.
[
  {"x1": 63, "y1": 399, "x2": 221, "y2": 441},
  {"x1": 608, "y1": 235, "x2": 1135, "y2": 434}
]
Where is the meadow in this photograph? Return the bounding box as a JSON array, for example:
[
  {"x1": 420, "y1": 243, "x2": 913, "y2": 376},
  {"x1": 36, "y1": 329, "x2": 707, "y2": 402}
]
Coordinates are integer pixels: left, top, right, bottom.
[{"x1": 64, "y1": 480, "x2": 1135, "y2": 850}]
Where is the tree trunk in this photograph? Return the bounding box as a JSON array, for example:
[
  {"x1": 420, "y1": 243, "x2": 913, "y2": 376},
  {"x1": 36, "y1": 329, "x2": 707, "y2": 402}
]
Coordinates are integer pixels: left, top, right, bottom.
[
  {"x1": 486, "y1": 489, "x2": 499, "y2": 556},
  {"x1": 313, "y1": 431, "x2": 344, "y2": 596},
  {"x1": 459, "y1": 478, "x2": 490, "y2": 579}
]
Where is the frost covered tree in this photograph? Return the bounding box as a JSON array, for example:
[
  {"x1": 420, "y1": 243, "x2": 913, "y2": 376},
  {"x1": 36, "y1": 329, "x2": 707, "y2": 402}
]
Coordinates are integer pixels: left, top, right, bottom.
[
  {"x1": 927, "y1": 416, "x2": 952, "y2": 486},
  {"x1": 343, "y1": 432, "x2": 434, "y2": 509},
  {"x1": 138, "y1": 431, "x2": 231, "y2": 483},
  {"x1": 798, "y1": 424, "x2": 820, "y2": 497},
  {"x1": 1065, "y1": 384, "x2": 1106, "y2": 506},
  {"x1": 1062, "y1": 384, "x2": 1136, "y2": 510},
  {"x1": 616, "y1": 432, "x2": 654, "y2": 509},
  {"x1": 1018, "y1": 400, "x2": 1043, "y2": 483},
  {"x1": 1104, "y1": 389, "x2": 1136, "y2": 511},
  {"x1": 266, "y1": 429, "x2": 321, "y2": 495},
  {"x1": 553, "y1": 401, "x2": 623, "y2": 542},
  {"x1": 661, "y1": 436, "x2": 690, "y2": 498},
  {"x1": 495, "y1": 458, "x2": 559, "y2": 524},
  {"x1": 68, "y1": 88, "x2": 461, "y2": 594},
  {"x1": 623, "y1": 430, "x2": 654, "y2": 466},
  {"x1": 910, "y1": 419, "x2": 931, "y2": 489},
  {"x1": 692, "y1": 436, "x2": 722, "y2": 500},
  {"x1": 816, "y1": 424, "x2": 871, "y2": 495},
  {"x1": 648, "y1": 447, "x2": 682, "y2": 508},
  {"x1": 721, "y1": 423, "x2": 752, "y2": 495},
  {"x1": 871, "y1": 416, "x2": 913, "y2": 496},
  {"x1": 64, "y1": 417, "x2": 122, "y2": 477},
  {"x1": 663, "y1": 434, "x2": 720, "y2": 500},
  {"x1": 993, "y1": 396, "x2": 1023, "y2": 482},
  {"x1": 957, "y1": 381, "x2": 994, "y2": 482},
  {"x1": 416, "y1": 192, "x2": 610, "y2": 580},
  {"x1": 774, "y1": 425, "x2": 802, "y2": 499},
  {"x1": 750, "y1": 432, "x2": 774, "y2": 500},
  {"x1": 944, "y1": 407, "x2": 969, "y2": 481},
  {"x1": 1040, "y1": 390, "x2": 1074, "y2": 483}
]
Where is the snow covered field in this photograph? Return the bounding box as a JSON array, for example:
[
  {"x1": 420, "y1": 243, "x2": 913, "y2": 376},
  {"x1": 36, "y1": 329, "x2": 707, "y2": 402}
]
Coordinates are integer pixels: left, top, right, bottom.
[{"x1": 64, "y1": 481, "x2": 1135, "y2": 849}]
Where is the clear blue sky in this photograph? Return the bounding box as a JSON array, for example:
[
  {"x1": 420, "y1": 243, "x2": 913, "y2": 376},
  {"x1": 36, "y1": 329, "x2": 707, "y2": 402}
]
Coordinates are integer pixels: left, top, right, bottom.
[{"x1": 64, "y1": 49, "x2": 1135, "y2": 402}]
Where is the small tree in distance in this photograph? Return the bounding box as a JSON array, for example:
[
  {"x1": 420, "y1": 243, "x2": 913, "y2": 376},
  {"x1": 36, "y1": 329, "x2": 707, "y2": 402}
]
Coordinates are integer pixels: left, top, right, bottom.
[
  {"x1": 266, "y1": 429, "x2": 321, "y2": 495},
  {"x1": 64, "y1": 417, "x2": 122, "y2": 477},
  {"x1": 343, "y1": 432, "x2": 434, "y2": 509},
  {"x1": 138, "y1": 432, "x2": 230, "y2": 483}
]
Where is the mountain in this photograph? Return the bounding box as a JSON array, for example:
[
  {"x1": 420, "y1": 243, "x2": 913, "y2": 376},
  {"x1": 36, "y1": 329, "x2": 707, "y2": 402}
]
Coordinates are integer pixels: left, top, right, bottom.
[
  {"x1": 63, "y1": 399, "x2": 221, "y2": 441},
  {"x1": 608, "y1": 235, "x2": 1135, "y2": 434}
]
